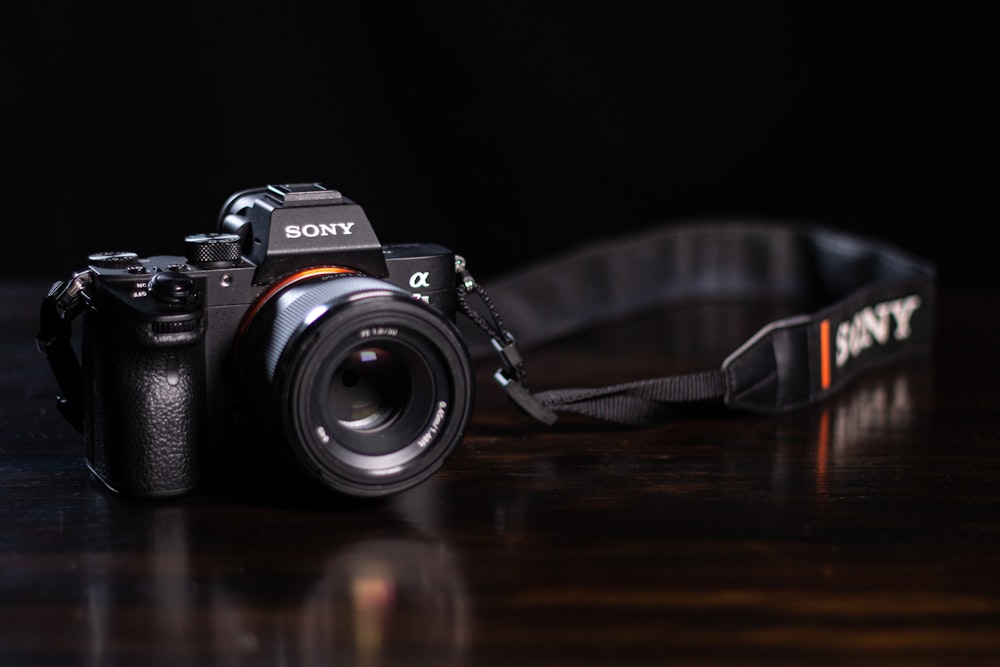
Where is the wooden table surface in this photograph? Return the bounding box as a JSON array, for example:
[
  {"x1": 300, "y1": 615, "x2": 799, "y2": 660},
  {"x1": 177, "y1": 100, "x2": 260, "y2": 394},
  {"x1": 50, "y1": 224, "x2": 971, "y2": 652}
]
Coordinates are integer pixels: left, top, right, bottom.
[{"x1": 2, "y1": 278, "x2": 998, "y2": 666}]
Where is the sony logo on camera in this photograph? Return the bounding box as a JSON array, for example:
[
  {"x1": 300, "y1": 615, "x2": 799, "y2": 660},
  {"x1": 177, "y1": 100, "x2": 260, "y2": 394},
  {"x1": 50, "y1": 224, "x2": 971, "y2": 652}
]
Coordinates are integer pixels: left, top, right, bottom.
[
  {"x1": 284, "y1": 222, "x2": 355, "y2": 239},
  {"x1": 246, "y1": 184, "x2": 389, "y2": 282}
]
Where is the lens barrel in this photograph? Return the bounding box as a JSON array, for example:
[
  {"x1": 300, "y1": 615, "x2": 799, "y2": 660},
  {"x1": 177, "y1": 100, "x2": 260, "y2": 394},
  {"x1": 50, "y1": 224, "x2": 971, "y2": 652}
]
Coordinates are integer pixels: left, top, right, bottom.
[{"x1": 239, "y1": 275, "x2": 474, "y2": 497}]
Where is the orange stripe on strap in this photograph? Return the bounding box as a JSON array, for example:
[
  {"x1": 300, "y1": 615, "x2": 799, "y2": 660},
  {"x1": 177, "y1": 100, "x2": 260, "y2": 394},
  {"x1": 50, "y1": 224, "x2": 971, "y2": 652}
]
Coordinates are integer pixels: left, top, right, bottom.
[{"x1": 820, "y1": 319, "x2": 831, "y2": 390}]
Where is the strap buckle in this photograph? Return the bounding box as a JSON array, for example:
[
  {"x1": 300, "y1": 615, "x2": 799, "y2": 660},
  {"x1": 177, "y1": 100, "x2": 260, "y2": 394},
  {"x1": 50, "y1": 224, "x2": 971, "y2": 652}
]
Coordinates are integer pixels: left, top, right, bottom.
[{"x1": 493, "y1": 368, "x2": 558, "y2": 425}]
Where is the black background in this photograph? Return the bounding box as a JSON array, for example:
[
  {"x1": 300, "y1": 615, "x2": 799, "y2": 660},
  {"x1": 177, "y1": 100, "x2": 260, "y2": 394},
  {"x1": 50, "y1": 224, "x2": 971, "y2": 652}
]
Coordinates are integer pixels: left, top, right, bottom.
[{"x1": 9, "y1": 4, "x2": 996, "y2": 287}]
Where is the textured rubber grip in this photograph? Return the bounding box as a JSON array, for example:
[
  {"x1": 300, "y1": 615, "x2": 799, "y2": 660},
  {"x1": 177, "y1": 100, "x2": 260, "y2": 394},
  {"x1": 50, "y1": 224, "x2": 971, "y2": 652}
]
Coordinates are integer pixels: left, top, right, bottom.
[{"x1": 84, "y1": 313, "x2": 206, "y2": 497}]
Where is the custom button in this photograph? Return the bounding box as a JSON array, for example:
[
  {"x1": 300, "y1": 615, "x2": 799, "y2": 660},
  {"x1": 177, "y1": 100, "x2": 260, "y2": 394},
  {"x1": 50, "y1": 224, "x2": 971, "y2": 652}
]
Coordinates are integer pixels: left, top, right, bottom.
[{"x1": 148, "y1": 271, "x2": 196, "y2": 303}]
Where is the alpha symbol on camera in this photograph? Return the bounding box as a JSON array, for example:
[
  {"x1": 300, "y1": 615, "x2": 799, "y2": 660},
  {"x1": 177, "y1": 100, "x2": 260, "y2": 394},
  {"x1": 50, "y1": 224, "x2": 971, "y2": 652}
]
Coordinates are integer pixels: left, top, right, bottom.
[{"x1": 409, "y1": 272, "x2": 431, "y2": 289}]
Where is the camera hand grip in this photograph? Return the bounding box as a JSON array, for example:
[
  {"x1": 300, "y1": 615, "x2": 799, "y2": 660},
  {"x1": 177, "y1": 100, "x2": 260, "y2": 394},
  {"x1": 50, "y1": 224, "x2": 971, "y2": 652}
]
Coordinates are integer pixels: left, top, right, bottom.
[{"x1": 84, "y1": 315, "x2": 206, "y2": 497}]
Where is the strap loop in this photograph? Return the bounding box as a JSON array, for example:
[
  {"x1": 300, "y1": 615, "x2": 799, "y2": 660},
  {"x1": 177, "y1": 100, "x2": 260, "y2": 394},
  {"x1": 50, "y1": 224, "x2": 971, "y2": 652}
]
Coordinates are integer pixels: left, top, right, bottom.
[
  {"x1": 493, "y1": 369, "x2": 558, "y2": 425},
  {"x1": 36, "y1": 272, "x2": 92, "y2": 432}
]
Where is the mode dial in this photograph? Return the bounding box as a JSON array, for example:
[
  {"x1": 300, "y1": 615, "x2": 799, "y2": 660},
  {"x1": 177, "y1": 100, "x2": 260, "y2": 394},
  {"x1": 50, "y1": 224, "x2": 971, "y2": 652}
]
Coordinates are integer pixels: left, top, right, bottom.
[{"x1": 88, "y1": 251, "x2": 139, "y2": 269}]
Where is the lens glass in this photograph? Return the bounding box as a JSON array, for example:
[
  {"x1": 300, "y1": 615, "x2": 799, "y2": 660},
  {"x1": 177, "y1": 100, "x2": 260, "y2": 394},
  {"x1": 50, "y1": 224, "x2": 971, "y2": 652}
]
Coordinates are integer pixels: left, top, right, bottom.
[
  {"x1": 328, "y1": 346, "x2": 409, "y2": 431},
  {"x1": 321, "y1": 338, "x2": 436, "y2": 457},
  {"x1": 240, "y1": 274, "x2": 474, "y2": 496}
]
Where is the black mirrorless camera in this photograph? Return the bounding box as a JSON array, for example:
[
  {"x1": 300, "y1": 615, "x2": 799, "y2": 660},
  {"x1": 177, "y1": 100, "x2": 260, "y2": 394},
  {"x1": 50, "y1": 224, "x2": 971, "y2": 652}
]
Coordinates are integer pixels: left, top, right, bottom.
[
  {"x1": 54, "y1": 184, "x2": 476, "y2": 498},
  {"x1": 40, "y1": 183, "x2": 940, "y2": 501}
]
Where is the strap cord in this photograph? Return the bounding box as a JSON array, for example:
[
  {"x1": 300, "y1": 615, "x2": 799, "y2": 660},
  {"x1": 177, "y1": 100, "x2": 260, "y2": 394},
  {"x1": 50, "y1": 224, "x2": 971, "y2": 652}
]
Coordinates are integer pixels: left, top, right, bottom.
[{"x1": 454, "y1": 256, "x2": 558, "y2": 425}]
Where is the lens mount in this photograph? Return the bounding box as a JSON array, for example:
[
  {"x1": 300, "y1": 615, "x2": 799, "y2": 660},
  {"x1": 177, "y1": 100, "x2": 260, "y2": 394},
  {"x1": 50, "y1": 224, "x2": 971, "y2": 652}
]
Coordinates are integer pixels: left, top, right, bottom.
[{"x1": 239, "y1": 275, "x2": 474, "y2": 497}]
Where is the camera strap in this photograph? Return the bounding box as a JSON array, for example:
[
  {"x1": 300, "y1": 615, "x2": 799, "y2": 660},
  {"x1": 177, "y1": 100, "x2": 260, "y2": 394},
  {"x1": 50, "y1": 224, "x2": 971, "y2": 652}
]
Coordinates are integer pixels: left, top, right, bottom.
[{"x1": 457, "y1": 222, "x2": 935, "y2": 426}]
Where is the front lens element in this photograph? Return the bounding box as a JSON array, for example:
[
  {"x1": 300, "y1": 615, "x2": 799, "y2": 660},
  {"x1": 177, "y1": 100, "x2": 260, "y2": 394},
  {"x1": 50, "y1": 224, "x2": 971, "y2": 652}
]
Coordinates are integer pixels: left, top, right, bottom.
[
  {"x1": 328, "y1": 344, "x2": 430, "y2": 434},
  {"x1": 329, "y1": 346, "x2": 408, "y2": 430}
]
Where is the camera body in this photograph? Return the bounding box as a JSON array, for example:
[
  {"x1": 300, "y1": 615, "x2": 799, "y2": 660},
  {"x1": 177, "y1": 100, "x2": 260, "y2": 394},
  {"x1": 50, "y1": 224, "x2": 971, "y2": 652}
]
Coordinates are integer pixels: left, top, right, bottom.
[{"x1": 80, "y1": 184, "x2": 474, "y2": 498}]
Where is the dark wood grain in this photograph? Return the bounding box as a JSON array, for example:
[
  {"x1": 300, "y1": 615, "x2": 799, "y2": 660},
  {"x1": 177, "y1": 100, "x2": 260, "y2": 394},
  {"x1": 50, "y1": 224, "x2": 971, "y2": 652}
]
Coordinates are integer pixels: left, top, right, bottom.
[{"x1": 2, "y1": 279, "x2": 998, "y2": 666}]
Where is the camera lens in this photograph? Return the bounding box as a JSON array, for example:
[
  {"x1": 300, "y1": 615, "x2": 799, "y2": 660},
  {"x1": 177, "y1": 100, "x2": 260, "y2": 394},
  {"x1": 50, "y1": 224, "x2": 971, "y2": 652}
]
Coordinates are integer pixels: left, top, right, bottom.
[
  {"x1": 328, "y1": 345, "x2": 418, "y2": 433},
  {"x1": 239, "y1": 274, "x2": 474, "y2": 497}
]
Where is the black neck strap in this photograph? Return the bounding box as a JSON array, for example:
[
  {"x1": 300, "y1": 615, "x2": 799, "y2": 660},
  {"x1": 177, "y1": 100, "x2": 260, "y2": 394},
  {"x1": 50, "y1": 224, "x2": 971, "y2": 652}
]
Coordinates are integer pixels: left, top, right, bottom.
[{"x1": 460, "y1": 221, "x2": 935, "y2": 426}]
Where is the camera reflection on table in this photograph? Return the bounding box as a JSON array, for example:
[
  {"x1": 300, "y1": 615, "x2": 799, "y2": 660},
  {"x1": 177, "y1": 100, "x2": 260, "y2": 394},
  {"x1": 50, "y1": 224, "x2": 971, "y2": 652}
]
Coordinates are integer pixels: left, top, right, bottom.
[{"x1": 76, "y1": 483, "x2": 468, "y2": 665}]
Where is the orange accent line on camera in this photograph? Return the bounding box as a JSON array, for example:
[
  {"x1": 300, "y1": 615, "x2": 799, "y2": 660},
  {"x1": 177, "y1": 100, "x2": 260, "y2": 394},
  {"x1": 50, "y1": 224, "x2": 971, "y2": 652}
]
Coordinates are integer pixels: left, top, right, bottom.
[
  {"x1": 237, "y1": 266, "x2": 358, "y2": 342},
  {"x1": 819, "y1": 318, "x2": 831, "y2": 390}
]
